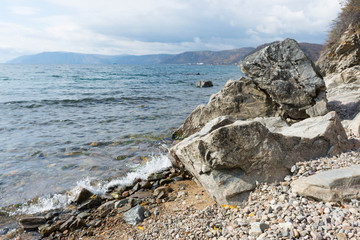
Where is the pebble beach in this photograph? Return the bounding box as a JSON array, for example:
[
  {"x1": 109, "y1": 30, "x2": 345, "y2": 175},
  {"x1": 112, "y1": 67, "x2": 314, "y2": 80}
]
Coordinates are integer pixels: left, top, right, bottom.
[
  {"x1": 5, "y1": 149, "x2": 359, "y2": 240},
  {"x1": 86, "y1": 150, "x2": 360, "y2": 240}
]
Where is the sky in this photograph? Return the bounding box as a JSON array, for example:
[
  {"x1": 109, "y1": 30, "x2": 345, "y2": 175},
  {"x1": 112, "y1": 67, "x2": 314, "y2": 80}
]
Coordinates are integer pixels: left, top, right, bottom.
[{"x1": 0, "y1": 0, "x2": 342, "y2": 63}]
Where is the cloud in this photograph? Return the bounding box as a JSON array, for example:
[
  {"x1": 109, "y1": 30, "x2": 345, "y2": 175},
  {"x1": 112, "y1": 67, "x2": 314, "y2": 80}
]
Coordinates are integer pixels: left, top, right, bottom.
[
  {"x1": 0, "y1": 0, "x2": 341, "y2": 62},
  {"x1": 9, "y1": 6, "x2": 39, "y2": 16}
]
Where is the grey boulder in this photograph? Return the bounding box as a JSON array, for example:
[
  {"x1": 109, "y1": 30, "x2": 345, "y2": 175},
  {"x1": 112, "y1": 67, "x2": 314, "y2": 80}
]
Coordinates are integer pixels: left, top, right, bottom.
[
  {"x1": 175, "y1": 39, "x2": 327, "y2": 138},
  {"x1": 171, "y1": 112, "x2": 353, "y2": 205},
  {"x1": 291, "y1": 165, "x2": 360, "y2": 202},
  {"x1": 240, "y1": 38, "x2": 327, "y2": 120},
  {"x1": 122, "y1": 205, "x2": 146, "y2": 225}
]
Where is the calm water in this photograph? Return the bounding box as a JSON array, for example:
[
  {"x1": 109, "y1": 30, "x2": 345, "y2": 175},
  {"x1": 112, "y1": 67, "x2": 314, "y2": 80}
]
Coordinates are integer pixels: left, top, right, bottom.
[{"x1": 0, "y1": 64, "x2": 242, "y2": 215}]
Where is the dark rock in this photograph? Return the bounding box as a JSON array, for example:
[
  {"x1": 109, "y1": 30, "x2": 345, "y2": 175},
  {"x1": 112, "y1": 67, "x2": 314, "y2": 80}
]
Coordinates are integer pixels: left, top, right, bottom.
[
  {"x1": 69, "y1": 218, "x2": 86, "y2": 231},
  {"x1": 122, "y1": 205, "x2": 146, "y2": 225},
  {"x1": 19, "y1": 216, "x2": 46, "y2": 230},
  {"x1": 147, "y1": 171, "x2": 168, "y2": 181},
  {"x1": 88, "y1": 219, "x2": 102, "y2": 228},
  {"x1": 73, "y1": 187, "x2": 93, "y2": 204},
  {"x1": 196, "y1": 81, "x2": 213, "y2": 88},
  {"x1": 132, "y1": 182, "x2": 141, "y2": 192},
  {"x1": 59, "y1": 216, "x2": 75, "y2": 232},
  {"x1": 39, "y1": 224, "x2": 58, "y2": 237},
  {"x1": 140, "y1": 181, "x2": 152, "y2": 189},
  {"x1": 159, "y1": 178, "x2": 172, "y2": 185},
  {"x1": 114, "y1": 199, "x2": 129, "y2": 209},
  {"x1": 97, "y1": 200, "x2": 116, "y2": 212},
  {"x1": 172, "y1": 176, "x2": 184, "y2": 181},
  {"x1": 153, "y1": 186, "x2": 173, "y2": 197},
  {"x1": 77, "y1": 196, "x2": 101, "y2": 211},
  {"x1": 76, "y1": 212, "x2": 91, "y2": 219}
]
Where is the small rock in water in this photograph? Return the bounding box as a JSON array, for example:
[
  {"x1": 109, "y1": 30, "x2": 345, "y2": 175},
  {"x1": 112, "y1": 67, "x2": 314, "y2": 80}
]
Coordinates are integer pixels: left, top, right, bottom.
[{"x1": 196, "y1": 81, "x2": 213, "y2": 88}]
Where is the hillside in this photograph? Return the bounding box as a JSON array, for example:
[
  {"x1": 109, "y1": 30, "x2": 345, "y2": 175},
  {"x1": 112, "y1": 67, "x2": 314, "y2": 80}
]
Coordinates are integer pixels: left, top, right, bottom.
[
  {"x1": 7, "y1": 42, "x2": 323, "y2": 65},
  {"x1": 162, "y1": 48, "x2": 255, "y2": 65}
]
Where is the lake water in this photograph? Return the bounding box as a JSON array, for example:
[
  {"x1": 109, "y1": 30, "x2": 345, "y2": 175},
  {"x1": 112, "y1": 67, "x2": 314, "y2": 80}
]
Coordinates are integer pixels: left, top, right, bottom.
[{"x1": 0, "y1": 64, "x2": 243, "y2": 229}]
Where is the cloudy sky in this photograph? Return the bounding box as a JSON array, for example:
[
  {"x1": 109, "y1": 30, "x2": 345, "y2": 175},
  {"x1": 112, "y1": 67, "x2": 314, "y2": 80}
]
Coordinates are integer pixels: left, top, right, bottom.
[{"x1": 0, "y1": 0, "x2": 341, "y2": 62}]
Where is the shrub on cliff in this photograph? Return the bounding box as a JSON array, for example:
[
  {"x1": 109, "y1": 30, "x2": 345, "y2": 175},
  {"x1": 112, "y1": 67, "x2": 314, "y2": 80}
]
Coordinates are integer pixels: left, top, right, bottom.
[{"x1": 326, "y1": 0, "x2": 360, "y2": 49}]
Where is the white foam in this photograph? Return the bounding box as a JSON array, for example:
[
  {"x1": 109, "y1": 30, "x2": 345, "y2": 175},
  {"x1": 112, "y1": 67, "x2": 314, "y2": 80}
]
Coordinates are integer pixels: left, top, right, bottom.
[{"x1": 11, "y1": 152, "x2": 172, "y2": 215}]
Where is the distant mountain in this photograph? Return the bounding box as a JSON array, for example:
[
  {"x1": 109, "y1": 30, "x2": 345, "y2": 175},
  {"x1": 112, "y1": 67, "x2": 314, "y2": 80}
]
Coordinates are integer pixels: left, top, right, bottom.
[
  {"x1": 162, "y1": 48, "x2": 255, "y2": 65},
  {"x1": 8, "y1": 52, "x2": 172, "y2": 64},
  {"x1": 7, "y1": 42, "x2": 323, "y2": 65}
]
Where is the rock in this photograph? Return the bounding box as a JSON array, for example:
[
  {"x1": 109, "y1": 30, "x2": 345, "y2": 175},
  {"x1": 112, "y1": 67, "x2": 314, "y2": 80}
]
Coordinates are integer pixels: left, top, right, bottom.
[
  {"x1": 291, "y1": 165, "x2": 360, "y2": 202},
  {"x1": 240, "y1": 38, "x2": 327, "y2": 120},
  {"x1": 115, "y1": 199, "x2": 129, "y2": 209},
  {"x1": 69, "y1": 218, "x2": 86, "y2": 231},
  {"x1": 59, "y1": 216, "x2": 75, "y2": 232},
  {"x1": 159, "y1": 178, "x2": 172, "y2": 185},
  {"x1": 97, "y1": 200, "x2": 116, "y2": 212},
  {"x1": 310, "y1": 231, "x2": 323, "y2": 240},
  {"x1": 196, "y1": 81, "x2": 213, "y2": 88},
  {"x1": 249, "y1": 222, "x2": 269, "y2": 237},
  {"x1": 122, "y1": 205, "x2": 146, "y2": 226},
  {"x1": 77, "y1": 196, "x2": 101, "y2": 211},
  {"x1": 77, "y1": 212, "x2": 91, "y2": 219},
  {"x1": 110, "y1": 192, "x2": 123, "y2": 200},
  {"x1": 171, "y1": 112, "x2": 352, "y2": 205},
  {"x1": 39, "y1": 224, "x2": 58, "y2": 237},
  {"x1": 317, "y1": 23, "x2": 360, "y2": 80},
  {"x1": 147, "y1": 171, "x2": 168, "y2": 181},
  {"x1": 73, "y1": 187, "x2": 93, "y2": 204},
  {"x1": 88, "y1": 218, "x2": 101, "y2": 228},
  {"x1": 153, "y1": 186, "x2": 172, "y2": 197},
  {"x1": 18, "y1": 231, "x2": 42, "y2": 240},
  {"x1": 19, "y1": 216, "x2": 46, "y2": 230},
  {"x1": 176, "y1": 39, "x2": 327, "y2": 138},
  {"x1": 140, "y1": 181, "x2": 152, "y2": 189}
]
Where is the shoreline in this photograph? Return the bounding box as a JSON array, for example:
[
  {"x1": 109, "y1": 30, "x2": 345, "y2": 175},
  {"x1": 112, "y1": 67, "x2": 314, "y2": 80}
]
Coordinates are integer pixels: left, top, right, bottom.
[{"x1": 3, "y1": 149, "x2": 360, "y2": 239}]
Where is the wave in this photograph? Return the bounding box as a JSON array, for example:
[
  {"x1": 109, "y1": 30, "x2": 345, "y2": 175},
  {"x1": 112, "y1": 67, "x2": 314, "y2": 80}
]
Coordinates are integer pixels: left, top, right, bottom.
[
  {"x1": 11, "y1": 152, "x2": 172, "y2": 215},
  {"x1": 1, "y1": 96, "x2": 167, "y2": 109}
]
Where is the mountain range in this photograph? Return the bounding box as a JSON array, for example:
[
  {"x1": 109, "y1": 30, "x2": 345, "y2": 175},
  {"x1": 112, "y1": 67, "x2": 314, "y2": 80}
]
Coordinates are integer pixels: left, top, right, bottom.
[{"x1": 7, "y1": 42, "x2": 323, "y2": 65}]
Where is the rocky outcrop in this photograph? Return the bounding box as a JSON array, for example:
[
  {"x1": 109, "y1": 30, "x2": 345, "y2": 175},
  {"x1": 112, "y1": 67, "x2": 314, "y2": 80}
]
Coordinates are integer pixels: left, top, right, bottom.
[
  {"x1": 317, "y1": 23, "x2": 360, "y2": 81},
  {"x1": 175, "y1": 39, "x2": 327, "y2": 138},
  {"x1": 291, "y1": 165, "x2": 360, "y2": 202},
  {"x1": 171, "y1": 112, "x2": 353, "y2": 205},
  {"x1": 317, "y1": 23, "x2": 360, "y2": 121},
  {"x1": 240, "y1": 38, "x2": 327, "y2": 120}
]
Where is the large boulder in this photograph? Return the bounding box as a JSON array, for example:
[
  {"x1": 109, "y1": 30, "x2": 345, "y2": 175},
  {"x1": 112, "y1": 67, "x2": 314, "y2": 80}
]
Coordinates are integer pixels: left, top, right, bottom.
[
  {"x1": 240, "y1": 38, "x2": 327, "y2": 120},
  {"x1": 175, "y1": 39, "x2": 327, "y2": 138},
  {"x1": 171, "y1": 112, "x2": 353, "y2": 205},
  {"x1": 291, "y1": 165, "x2": 360, "y2": 202},
  {"x1": 175, "y1": 78, "x2": 278, "y2": 137}
]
